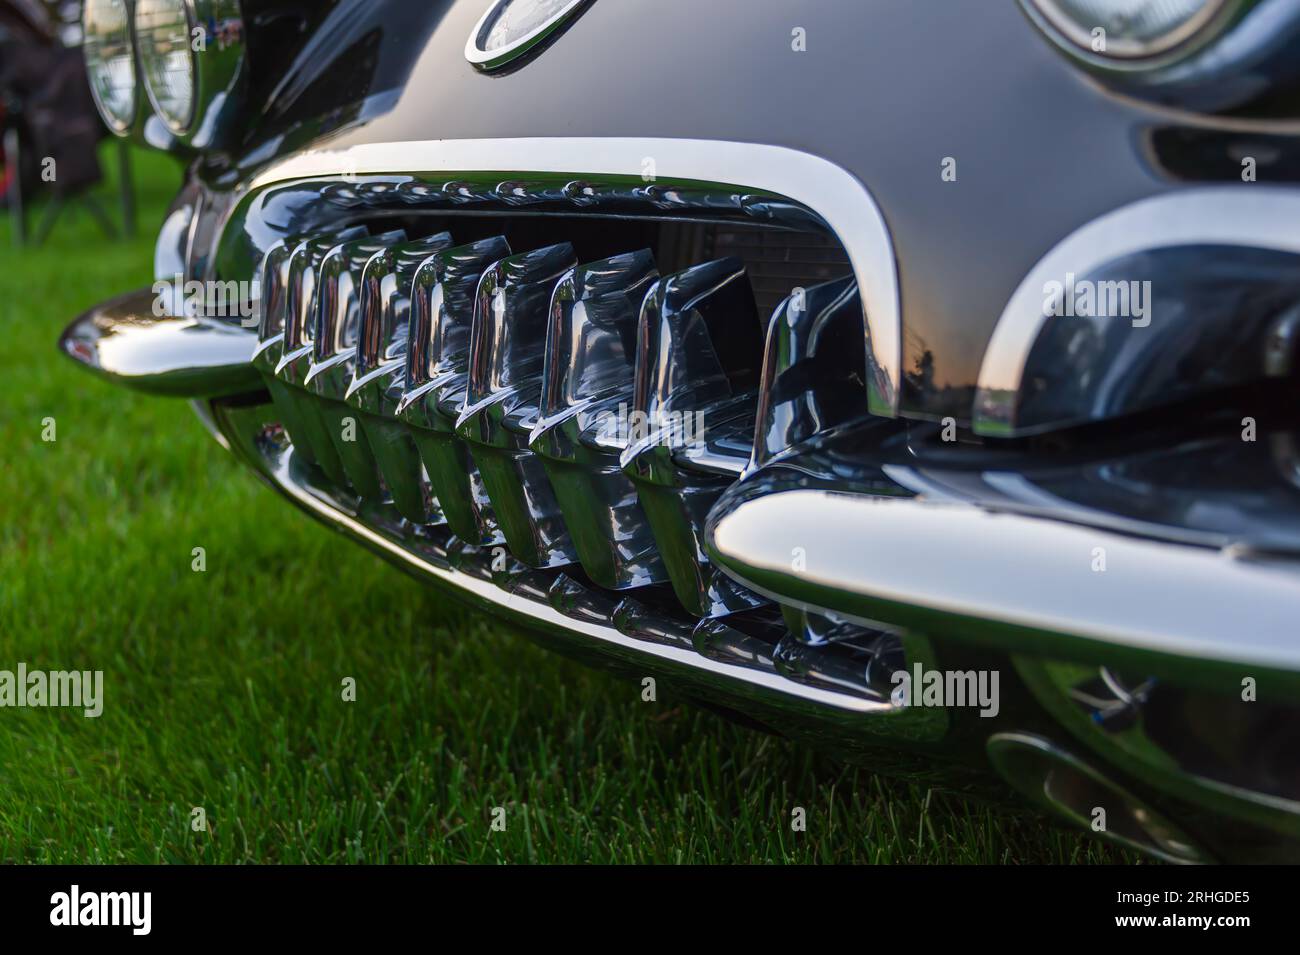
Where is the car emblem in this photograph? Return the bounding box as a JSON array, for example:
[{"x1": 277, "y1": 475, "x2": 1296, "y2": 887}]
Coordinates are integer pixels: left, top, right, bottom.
[{"x1": 465, "y1": 0, "x2": 590, "y2": 70}]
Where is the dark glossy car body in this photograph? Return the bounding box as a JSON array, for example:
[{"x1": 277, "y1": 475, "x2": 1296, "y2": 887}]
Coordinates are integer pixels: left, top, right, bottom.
[{"x1": 64, "y1": 0, "x2": 1300, "y2": 862}]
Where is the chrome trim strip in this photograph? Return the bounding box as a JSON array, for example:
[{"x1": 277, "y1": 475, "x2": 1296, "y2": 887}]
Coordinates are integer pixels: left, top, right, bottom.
[
  {"x1": 246, "y1": 137, "x2": 902, "y2": 417},
  {"x1": 706, "y1": 487, "x2": 1300, "y2": 676},
  {"x1": 973, "y1": 186, "x2": 1300, "y2": 436}
]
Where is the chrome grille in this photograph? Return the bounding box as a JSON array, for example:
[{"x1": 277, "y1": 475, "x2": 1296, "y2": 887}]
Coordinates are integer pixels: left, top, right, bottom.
[{"x1": 250, "y1": 204, "x2": 878, "y2": 658}]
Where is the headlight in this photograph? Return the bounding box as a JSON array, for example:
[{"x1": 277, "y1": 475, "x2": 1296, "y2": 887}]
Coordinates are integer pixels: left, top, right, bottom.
[
  {"x1": 133, "y1": 0, "x2": 246, "y2": 147},
  {"x1": 82, "y1": 0, "x2": 136, "y2": 134},
  {"x1": 1023, "y1": 0, "x2": 1230, "y2": 61},
  {"x1": 135, "y1": 0, "x2": 197, "y2": 134}
]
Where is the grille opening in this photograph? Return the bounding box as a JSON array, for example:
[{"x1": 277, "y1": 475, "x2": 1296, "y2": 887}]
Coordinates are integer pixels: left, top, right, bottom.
[
  {"x1": 252, "y1": 206, "x2": 862, "y2": 632},
  {"x1": 341, "y1": 213, "x2": 852, "y2": 319},
  {"x1": 213, "y1": 155, "x2": 929, "y2": 714}
]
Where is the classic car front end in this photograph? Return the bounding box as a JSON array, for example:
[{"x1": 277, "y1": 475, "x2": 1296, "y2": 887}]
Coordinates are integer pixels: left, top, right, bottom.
[{"x1": 62, "y1": 0, "x2": 1300, "y2": 863}]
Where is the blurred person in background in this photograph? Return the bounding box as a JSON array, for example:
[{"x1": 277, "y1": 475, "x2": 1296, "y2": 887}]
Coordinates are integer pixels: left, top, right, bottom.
[{"x1": 2, "y1": 0, "x2": 103, "y2": 215}]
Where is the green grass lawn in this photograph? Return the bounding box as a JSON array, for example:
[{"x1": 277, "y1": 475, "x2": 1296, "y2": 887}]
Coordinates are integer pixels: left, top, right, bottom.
[{"x1": 0, "y1": 145, "x2": 1135, "y2": 864}]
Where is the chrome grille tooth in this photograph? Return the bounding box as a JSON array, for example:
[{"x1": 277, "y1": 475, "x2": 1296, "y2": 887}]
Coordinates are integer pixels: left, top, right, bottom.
[
  {"x1": 396, "y1": 236, "x2": 513, "y2": 544},
  {"x1": 266, "y1": 227, "x2": 366, "y2": 485},
  {"x1": 286, "y1": 227, "x2": 403, "y2": 496},
  {"x1": 620, "y1": 257, "x2": 769, "y2": 618},
  {"x1": 692, "y1": 615, "x2": 780, "y2": 674},
  {"x1": 748, "y1": 275, "x2": 866, "y2": 474},
  {"x1": 456, "y1": 243, "x2": 581, "y2": 568},
  {"x1": 404, "y1": 236, "x2": 514, "y2": 395},
  {"x1": 352, "y1": 231, "x2": 456, "y2": 390},
  {"x1": 252, "y1": 232, "x2": 311, "y2": 367},
  {"x1": 702, "y1": 276, "x2": 875, "y2": 645},
  {"x1": 301, "y1": 229, "x2": 408, "y2": 501},
  {"x1": 530, "y1": 250, "x2": 667, "y2": 590},
  {"x1": 252, "y1": 232, "x2": 314, "y2": 461},
  {"x1": 277, "y1": 230, "x2": 366, "y2": 375},
  {"x1": 340, "y1": 232, "x2": 457, "y2": 519},
  {"x1": 309, "y1": 229, "x2": 408, "y2": 378},
  {"x1": 461, "y1": 242, "x2": 580, "y2": 414},
  {"x1": 548, "y1": 573, "x2": 617, "y2": 624}
]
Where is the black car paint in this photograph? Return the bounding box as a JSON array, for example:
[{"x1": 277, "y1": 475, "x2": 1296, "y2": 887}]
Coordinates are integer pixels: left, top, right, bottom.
[{"x1": 203, "y1": 0, "x2": 1300, "y2": 425}]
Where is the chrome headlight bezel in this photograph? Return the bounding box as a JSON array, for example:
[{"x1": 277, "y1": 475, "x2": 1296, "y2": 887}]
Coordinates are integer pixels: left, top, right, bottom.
[
  {"x1": 134, "y1": 0, "x2": 245, "y2": 146},
  {"x1": 82, "y1": 0, "x2": 138, "y2": 136},
  {"x1": 1021, "y1": 0, "x2": 1235, "y2": 65},
  {"x1": 1013, "y1": 0, "x2": 1258, "y2": 73},
  {"x1": 1018, "y1": 0, "x2": 1300, "y2": 111}
]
